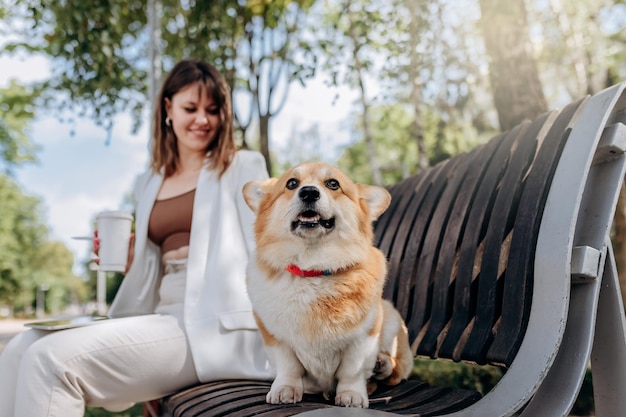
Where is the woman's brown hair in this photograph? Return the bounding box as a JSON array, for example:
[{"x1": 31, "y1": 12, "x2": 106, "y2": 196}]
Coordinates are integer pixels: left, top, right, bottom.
[{"x1": 151, "y1": 59, "x2": 236, "y2": 178}]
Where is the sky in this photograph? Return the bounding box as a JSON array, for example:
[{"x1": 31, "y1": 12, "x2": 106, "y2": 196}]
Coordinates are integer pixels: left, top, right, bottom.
[{"x1": 0, "y1": 53, "x2": 357, "y2": 274}]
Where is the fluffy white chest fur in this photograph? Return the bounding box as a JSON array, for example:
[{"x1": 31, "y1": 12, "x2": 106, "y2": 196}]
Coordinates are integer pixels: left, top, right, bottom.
[{"x1": 247, "y1": 262, "x2": 380, "y2": 393}]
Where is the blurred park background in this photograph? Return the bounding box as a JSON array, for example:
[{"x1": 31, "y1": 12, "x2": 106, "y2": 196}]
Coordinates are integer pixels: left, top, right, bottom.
[{"x1": 1, "y1": 0, "x2": 625, "y2": 415}]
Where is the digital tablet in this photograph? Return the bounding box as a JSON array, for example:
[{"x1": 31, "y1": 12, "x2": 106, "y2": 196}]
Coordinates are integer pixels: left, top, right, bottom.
[{"x1": 25, "y1": 316, "x2": 109, "y2": 331}]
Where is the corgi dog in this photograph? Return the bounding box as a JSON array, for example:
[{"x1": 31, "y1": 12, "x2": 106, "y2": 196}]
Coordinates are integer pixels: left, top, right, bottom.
[{"x1": 243, "y1": 162, "x2": 413, "y2": 408}]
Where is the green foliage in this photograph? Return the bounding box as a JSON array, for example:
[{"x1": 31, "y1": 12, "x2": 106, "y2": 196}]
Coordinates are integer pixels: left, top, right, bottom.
[
  {"x1": 84, "y1": 268, "x2": 125, "y2": 306},
  {"x1": 8, "y1": 0, "x2": 148, "y2": 132},
  {"x1": 84, "y1": 403, "x2": 144, "y2": 417},
  {"x1": 0, "y1": 174, "x2": 47, "y2": 309},
  {"x1": 0, "y1": 81, "x2": 40, "y2": 174},
  {"x1": 0, "y1": 175, "x2": 85, "y2": 314},
  {"x1": 5, "y1": 0, "x2": 316, "y2": 147},
  {"x1": 337, "y1": 104, "x2": 489, "y2": 185},
  {"x1": 337, "y1": 104, "x2": 414, "y2": 185},
  {"x1": 411, "y1": 357, "x2": 504, "y2": 396},
  {"x1": 571, "y1": 368, "x2": 595, "y2": 416},
  {"x1": 31, "y1": 241, "x2": 89, "y2": 313},
  {"x1": 317, "y1": 0, "x2": 398, "y2": 88},
  {"x1": 530, "y1": 0, "x2": 626, "y2": 99},
  {"x1": 411, "y1": 358, "x2": 595, "y2": 415}
]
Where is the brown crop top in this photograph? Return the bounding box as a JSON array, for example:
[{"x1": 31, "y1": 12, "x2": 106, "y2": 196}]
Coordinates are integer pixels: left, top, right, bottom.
[{"x1": 148, "y1": 188, "x2": 195, "y2": 254}]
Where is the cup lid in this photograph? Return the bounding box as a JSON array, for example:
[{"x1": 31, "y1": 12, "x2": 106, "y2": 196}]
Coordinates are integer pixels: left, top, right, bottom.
[{"x1": 97, "y1": 210, "x2": 133, "y2": 220}]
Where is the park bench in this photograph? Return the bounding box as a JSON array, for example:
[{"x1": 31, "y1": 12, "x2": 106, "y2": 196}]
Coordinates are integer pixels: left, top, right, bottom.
[{"x1": 162, "y1": 82, "x2": 626, "y2": 417}]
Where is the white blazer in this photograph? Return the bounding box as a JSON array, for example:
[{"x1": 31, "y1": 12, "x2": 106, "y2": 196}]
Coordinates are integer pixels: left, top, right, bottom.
[{"x1": 108, "y1": 150, "x2": 274, "y2": 382}]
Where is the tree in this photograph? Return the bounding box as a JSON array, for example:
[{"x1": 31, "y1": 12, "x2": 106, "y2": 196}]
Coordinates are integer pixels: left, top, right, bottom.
[
  {"x1": 388, "y1": 0, "x2": 493, "y2": 171},
  {"x1": 5, "y1": 0, "x2": 316, "y2": 172},
  {"x1": 0, "y1": 175, "x2": 47, "y2": 311},
  {"x1": 30, "y1": 241, "x2": 87, "y2": 314},
  {"x1": 0, "y1": 78, "x2": 44, "y2": 312},
  {"x1": 319, "y1": 0, "x2": 390, "y2": 185},
  {"x1": 337, "y1": 103, "x2": 484, "y2": 185},
  {"x1": 6, "y1": 0, "x2": 149, "y2": 134},
  {"x1": 403, "y1": 0, "x2": 432, "y2": 172},
  {"x1": 338, "y1": 104, "x2": 414, "y2": 185},
  {"x1": 143, "y1": 0, "x2": 318, "y2": 173},
  {"x1": 0, "y1": 81, "x2": 40, "y2": 174},
  {"x1": 529, "y1": 0, "x2": 621, "y2": 100},
  {"x1": 318, "y1": 0, "x2": 497, "y2": 185},
  {"x1": 239, "y1": 0, "x2": 316, "y2": 174},
  {"x1": 478, "y1": 0, "x2": 548, "y2": 131},
  {"x1": 275, "y1": 122, "x2": 326, "y2": 171}
]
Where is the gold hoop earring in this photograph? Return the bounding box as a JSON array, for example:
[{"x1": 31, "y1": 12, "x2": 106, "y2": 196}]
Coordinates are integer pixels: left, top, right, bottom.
[{"x1": 165, "y1": 117, "x2": 172, "y2": 127}]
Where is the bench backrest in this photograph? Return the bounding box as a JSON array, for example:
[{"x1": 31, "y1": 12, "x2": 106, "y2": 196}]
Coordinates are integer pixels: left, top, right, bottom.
[{"x1": 374, "y1": 99, "x2": 586, "y2": 367}]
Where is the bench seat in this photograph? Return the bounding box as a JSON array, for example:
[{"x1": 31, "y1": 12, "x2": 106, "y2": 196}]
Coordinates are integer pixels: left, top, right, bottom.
[{"x1": 166, "y1": 380, "x2": 481, "y2": 417}]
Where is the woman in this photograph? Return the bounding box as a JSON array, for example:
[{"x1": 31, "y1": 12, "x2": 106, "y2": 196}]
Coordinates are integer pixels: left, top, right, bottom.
[{"x1": 0, "y1": 58, "x2": 273, "y2": 416}]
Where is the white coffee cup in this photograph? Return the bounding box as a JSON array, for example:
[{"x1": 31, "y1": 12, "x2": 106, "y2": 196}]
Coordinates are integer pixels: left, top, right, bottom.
[{"x1": 97, "y1": 210, "x2": 133, "y2": 272}]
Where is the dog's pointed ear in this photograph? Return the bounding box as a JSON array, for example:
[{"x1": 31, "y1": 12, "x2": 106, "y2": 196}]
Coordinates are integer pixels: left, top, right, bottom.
[
  {"x1": 358, "y1": 184, "x2": 391, "y2": 220},
  {"x1": 243, "y1": 178, "x2": 278, "y2": 212}
]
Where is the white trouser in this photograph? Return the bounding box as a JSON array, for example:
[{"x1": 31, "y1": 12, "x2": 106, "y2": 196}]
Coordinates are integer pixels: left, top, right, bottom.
[{"x1": 0, "y1": 268, "x2": 198, "y2": 417}]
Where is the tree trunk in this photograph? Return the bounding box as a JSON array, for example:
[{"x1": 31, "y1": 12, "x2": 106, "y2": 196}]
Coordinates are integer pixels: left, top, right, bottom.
[
  {"x1": 407, "y1": 1, "x2": 429, "y2": 172},
  {"x1": 147, "y1": 0, "x2": 162, "y2": 148},
  {"x1": 478, "y1": 0, "x2": 548, "y2": 131},
  {"x1": 259, "y1": 114, "x2": 272, "y2": 175},
  {"x1": 347, "y1": 4, "x2": 382, "y2": 186},
  {"x1": 548, "y1": 0, "x2": 589, "y2": 98},
  {"x1": 355, "y1": 67, "x2": 382, "y2": 186},
  {"x1": 147, "y1": 0, "x2": 162, "y2": 107}
]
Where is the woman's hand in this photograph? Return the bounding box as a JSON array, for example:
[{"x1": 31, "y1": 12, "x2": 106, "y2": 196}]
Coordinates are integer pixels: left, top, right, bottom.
[{"x1": 93, "y1": 230, "x2": 135, "y2": 274}]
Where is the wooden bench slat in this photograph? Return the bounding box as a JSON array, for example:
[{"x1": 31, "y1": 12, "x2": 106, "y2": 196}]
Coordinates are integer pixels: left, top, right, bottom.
[
  {"x1": 396, "y1": 389, "x2": 482, "y2": 415},
  {"x1": 381, "y1": 162, "x2": 449, "y2": 322},
  {"x1": 186, "y1": 388, "x2": 269, "y2": 416},
  {"x1": 374, "y1": 172, "x2": 422, "y2": 254},
  {"x1": 417, "y1": 125, "x2": 525, "y2": 359},
  {"x1": 430, "y1": 127, "x2": 518, "y2": 361},
  {"x1": 165, "y1": 379, "x2": 482, "y2": 417},
  {"x1": 485, "y1": 98, "x2": 587, "y2": 365},
  {"x1": 239, "y1": 405, "x2": 333, "y2": 417},
  {"x1": 456, "y1": 118, "x2": 541, "y2": 363},
  {"x1": 378, "y1": 172, "x2": 435, "y2": 304},
  {"x1": 411, "y1": 146, "x2": 484, "y2": 358},
  {"x1": 417, "y1": 145, "x2": 490, "y2": 354},
  {"x1": 167, "y1": 381, "x2": 272, "y2": 417},
  {"x1": 380, "y1": 383, "x2": 480, "y2": 416},
  {"x1": 396, "y1": 156, "x2": 464, "y2": 343}
]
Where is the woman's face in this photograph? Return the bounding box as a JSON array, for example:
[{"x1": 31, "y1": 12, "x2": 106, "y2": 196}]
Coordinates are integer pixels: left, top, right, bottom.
[{"x1": 165, "y1": 82, "x2": 221, "y2": 156}]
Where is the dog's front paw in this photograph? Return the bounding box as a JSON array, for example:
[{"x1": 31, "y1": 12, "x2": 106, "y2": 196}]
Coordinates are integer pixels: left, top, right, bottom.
[
  {"x1": 266, "y1": 385, "x2": 303, "y2": 404},
  {"x1": 335, "y1": 390, "x2": 368, "y2": 408}
]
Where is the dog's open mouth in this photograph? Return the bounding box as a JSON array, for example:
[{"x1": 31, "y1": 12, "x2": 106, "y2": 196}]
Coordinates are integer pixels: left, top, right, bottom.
[{"x1": 291, "y1": 210, "x2": 335, "y2": 231}]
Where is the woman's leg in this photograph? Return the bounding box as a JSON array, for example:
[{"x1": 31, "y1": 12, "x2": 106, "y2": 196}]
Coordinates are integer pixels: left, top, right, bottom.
[
  {"x1": 7, "y1": 313, "x2": 197, "y2": 417},
  {"x1": 0, "y1": 328, "x2": 48, "y2": 415}
]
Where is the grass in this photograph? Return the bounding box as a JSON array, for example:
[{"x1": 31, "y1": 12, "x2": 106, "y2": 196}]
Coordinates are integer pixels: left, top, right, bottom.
[{"x1": 84, "y1": 404, "x2": 144, "y2": 417}]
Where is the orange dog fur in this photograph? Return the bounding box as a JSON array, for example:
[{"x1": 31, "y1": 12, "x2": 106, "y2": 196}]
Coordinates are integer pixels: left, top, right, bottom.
[{"x1": 243, "y1": 162, "x2": 413, "y2": 408}]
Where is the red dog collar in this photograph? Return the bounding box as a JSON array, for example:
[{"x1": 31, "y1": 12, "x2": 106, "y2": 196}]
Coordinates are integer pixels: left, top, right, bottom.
[{"x1": 285, "y1": 264, "x2": 332, "y2": 277}]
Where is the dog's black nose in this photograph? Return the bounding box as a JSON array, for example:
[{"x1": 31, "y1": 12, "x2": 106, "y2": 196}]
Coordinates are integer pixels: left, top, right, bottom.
[{"x1": 299, "y1": 186, "x2": 320, "y2": 203}]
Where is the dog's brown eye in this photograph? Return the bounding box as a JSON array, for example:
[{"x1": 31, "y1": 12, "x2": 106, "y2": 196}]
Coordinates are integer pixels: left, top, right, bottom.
[
  {"x1": 325, "y1": 179, "x2": 340, "y2": 190},
  {"x1": 286, "y1": 178, "x2": 299, "y2": 190}
]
